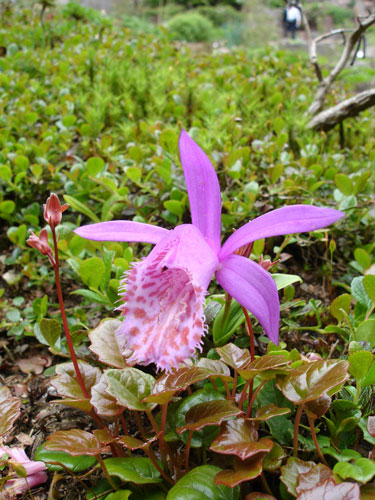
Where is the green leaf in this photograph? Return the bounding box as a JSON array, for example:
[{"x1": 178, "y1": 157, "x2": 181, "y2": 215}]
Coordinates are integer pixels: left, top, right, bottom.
[
  {"x1": 160, "y1": 129, "x2": 178, "y2": 154},
  {"x1": 79, "y1": 257, "x2": 105, "y2": 290},
  {"x1": 61, "y1": 114, "x2": 76, "y2": 127},
  {"x1": 45, "y1": 429, "x2": 107, "y2": 456},
  {"x1": 0, "y1": 386, "x2": 21, "y2": 437},
  {"x1": 276, "y1": 360, "x2": 349, "y2": 405},
  {"x1": 216, "y1": 343, "x2": 251, "y2": 370},
  {"x1": 333, "y1": 458, "x2": 375, "y2": 484},
  {"x1": 348, "y1": 351, "x2": 373, "y2": 381},
  {"x1": 166, "y1": 465, "x2": 240, "y2": 500},
  {"x1": 330, "y1": 294, "x2": 351, "y2": 322},
  {"x1": 351, "y1": 277, "x2": 372, "y2": 310},
  {"x1": 354, "y1": 248, "x2": 371, "y2": 270},
  {"x1": 89, "y1": 319, "x2": 127, "y2": 368},
  {"x1": 71, "y1": 289, "x2": 111, "y2": 306},
  {"x1": 87, "y1": 157, "x2": 105, "y2": 176},
  {"x1": 163, "y1": 200, "x2": 184, "y2": 217},
  {"x1": 90, "y1": 374, "x2": 123, "y2": 417},
  {"x1": 143, "y1": 366, "x2": 209, "y2": 405},
  {"x1": 103, "y1": 457, "x2": 162, "y2": 484},
  {"x1": 51, "y1": 361, "x2": 101, "y2": 399},
  {"x1": 210, "y1": 418, "x2": 273, "y2": 460},
  {"x1": 14, "y1": 155, "x2": 29, "y2": 170},
  {"x1": 178, "y1": 400, "x2": 242, "y2": 432},
  {"x1": 63, "y1": 195, "x2": 100, "y2": 223},
  {"x1": 175, "y1": 388, "x2": 225, "y2": 448},
  {"x1": 34, "y1": 442, "x2": 96, "y2": 472},
  {"x1": 0, "y1": 200, "x2": 15, "y2": 216},
  {"x1": 335, "y1": 173, "x2": 353, "y2": 196},
  {"x1": 213, "y1": 300, "x2": 245, "y2": 347},
  {"x1": 39, "y1": 318, "x2": 61, "y2": 347},
  {"x1": 215, "y1": 455, "x2": 266, "y2": 487},
  {"x1": 363, "y1": 275, "x2": 375, "y2": 305},
  {"x1": 105, "y1": 491, "x2": 132, "y2": 500},
  {"x1": 356, "y1": 320, "x2": 375, "y2": 348},
  {"x1": 105, "y1": 368, "x2": 156, "y2": 411},
  {"x1": 0, "y1": 165, "x2": 12, "y2": 183},
  {"x1": 271, "y1": 274, "x2": 302, "y2": 290},
  {"x1": 125, "y1": 166, "x2": 142, "y2": 183}
]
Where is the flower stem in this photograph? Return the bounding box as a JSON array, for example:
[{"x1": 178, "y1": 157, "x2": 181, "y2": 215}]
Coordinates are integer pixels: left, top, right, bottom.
[
  {"x1": 307, "y1": 414, "x2": 328, "y2": 466},
  {"x1": 293, "y1": 405, "x2": 304, "y2": 457},
  {"x1": 51, "y1": 226, "x2": 88, "y2": 399}
]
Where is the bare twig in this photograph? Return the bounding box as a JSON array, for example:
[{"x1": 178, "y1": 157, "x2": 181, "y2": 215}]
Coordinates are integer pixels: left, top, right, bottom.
[
  {"x1": 300, "y1": 1, "x2": 375, "y2": 117},
  {"x1": 307, "y1": 88, "x2": 375, "y2": 131}
]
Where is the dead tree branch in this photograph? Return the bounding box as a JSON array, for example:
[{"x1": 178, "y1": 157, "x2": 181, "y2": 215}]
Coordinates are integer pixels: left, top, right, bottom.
[
  {"x1": 306, "y1": 10, "x2": 375, "y2": 116},
  {"x1": 307, "y1": 88, "x2": 375, "y2": 131}
]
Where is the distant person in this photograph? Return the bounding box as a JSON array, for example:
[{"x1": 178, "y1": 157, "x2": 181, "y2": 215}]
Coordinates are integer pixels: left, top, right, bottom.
[{"x1": 285, "y1": 2, "x2": 301, "y2": 39}]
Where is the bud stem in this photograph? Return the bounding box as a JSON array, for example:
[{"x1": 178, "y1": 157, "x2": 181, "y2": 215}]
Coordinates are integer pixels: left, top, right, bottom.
[{"x1": 51, "y1": 226, "x2": 89, "y2": 399}]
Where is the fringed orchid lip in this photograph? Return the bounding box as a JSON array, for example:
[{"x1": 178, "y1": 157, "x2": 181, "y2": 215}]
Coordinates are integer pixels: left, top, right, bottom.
[
  {"x1": 116, "y1": 225, "x2": 219, "y2": 371},
  {"x1": 75, "y1": 129, "x2": 344, "y2": 371}
]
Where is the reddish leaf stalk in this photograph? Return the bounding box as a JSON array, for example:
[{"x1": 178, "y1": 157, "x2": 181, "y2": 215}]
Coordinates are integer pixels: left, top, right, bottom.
[
  {"x1": 159, "y1": 403, "x2": 169, "y2": 467},
  {"x1": 95, "y1": 454, "x2": 119, "y2": 491},
  {"x1": 146, "y1": 411, "x2": 159, "y2": 435},
  {"x1": 222, "y1": 379, "x2": 231, "y2": 399},
  {"x1": 261, "y1": 472, "x2": 273, "y2": 496},
  {"x1": 246, "y1": 379, "x2": 267, "y2": 418},
  {"x1": 135, "y1": 412, "x2": 148, "y2": 441},
  {"x1": 144, "y1": 448, "x2": 174, "y2": 485},
  {"x1": 238, "y1": 380, "x2": 251, "y2": 410},
  {"x1": 51, "y1": 226, "x2": 89, "y2": 399},
  {"x1": 231, "y1": 370, "x2": 238, "y2": 398},
  {"x1": 307, "y1": 414, "x2": 328, "y2": 466},
  {"x1": 185, "y1": 430, "x2": 193, "y2": 473},
  {"x1": 120, "y1": 413, "x2": 128, "y2": 436},
  {"x1": 293, "y1": 404, "x2": 304, "y2": 457},
  {"x1": 209, "y1": 377, "x2": 218, "y2": 391}
]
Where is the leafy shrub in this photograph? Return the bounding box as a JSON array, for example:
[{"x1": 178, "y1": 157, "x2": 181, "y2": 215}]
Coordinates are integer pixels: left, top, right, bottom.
[
  {"x1": 167, "y1": 12, "x2": 215, "y2": 41},
  {"x1": 122, "y1": 15, "x2": 156, "y2": 34},
  {"x1": 196, "y1": 5, "x2": 241, "y2": 26},
  {"x1": 62, "y1": 1, "x2": 101, "y2": 22},
  {"x1": 324, "y1": 4, "x2": 353, "y2": 25}
]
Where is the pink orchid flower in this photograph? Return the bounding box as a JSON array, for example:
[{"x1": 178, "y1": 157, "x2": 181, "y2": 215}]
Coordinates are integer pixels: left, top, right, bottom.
[
  {"x1": 0, "y1": 446, "x2": 47, "y2": 496},
  {"x1": 75, "y1": 130, "x2": 343, "y2": 371}
]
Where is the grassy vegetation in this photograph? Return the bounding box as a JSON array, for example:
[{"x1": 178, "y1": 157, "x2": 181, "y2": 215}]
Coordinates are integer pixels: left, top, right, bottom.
[{"x1": 1, "y1": 3, "x2": 375, "y2": 499}]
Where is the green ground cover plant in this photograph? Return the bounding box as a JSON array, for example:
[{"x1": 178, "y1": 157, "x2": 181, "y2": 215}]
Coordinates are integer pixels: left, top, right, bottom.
[{"x1": 0, "y1": 3, "x2": 375, "y2": 500}]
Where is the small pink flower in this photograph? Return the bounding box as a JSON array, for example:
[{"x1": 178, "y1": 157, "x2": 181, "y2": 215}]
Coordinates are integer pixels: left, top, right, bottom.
[
  {"x1": 26, "y1": 229, "x2": 54, "y2": 264},
  {"x1": 43, "y1": 193, "x2": 69, "y2": 229},
  {"x1": 0, "y1": 446, "x2": 47, "y2": 496},
  {"x1": 75, "y1": 130, "x2": 344, "y2": 371}
]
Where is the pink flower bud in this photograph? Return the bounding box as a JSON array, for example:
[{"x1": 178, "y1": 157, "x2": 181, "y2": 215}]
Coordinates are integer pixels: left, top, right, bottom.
[
  {"x1": 43, "y1": 193, "x2": 69, "y2": 229},
  {"x1": 26, "y1": 229, "x2": 52, "y2": 257},
  {"x1": 259, "y1": 255, "x2": 279, "y2": 271}
]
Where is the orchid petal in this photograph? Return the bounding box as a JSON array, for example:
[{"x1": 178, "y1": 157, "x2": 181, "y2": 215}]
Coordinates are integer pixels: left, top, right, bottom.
[
  {"x1": 74, "y1": 221, "x2": 169, "y2": 244},
  {"x1": 219, "y1": 205, "x2": 344, "y2": 259},
  {"x1": 179, "y1": 130, "x2": 221, "y2": 253},
  {"x1": 117, "y1": 224, "x2": 219, "y2": 371},
  {"x1": 216, "y1": 254, "x2": 280, "y2": 344}
]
